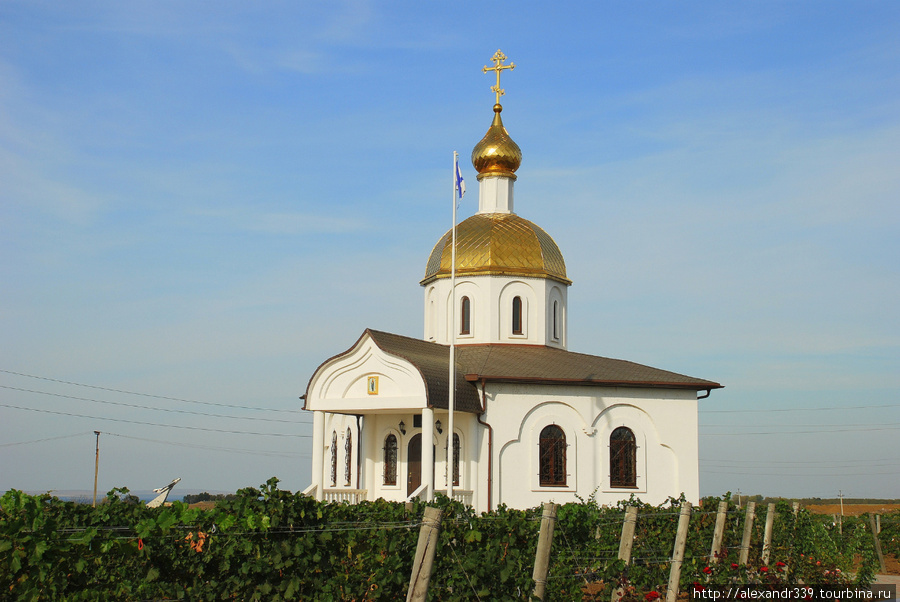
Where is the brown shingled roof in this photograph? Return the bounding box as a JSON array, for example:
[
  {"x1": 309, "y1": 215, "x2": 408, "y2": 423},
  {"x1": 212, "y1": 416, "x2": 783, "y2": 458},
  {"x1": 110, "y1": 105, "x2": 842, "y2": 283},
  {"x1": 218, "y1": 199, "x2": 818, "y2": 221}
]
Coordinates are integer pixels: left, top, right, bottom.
[
  {"x1": 455, "y1": 344, "x2": 722, "y2": 390},
  {"x1": 362, "y1": 330, "x2": 721, "y2": 413}
]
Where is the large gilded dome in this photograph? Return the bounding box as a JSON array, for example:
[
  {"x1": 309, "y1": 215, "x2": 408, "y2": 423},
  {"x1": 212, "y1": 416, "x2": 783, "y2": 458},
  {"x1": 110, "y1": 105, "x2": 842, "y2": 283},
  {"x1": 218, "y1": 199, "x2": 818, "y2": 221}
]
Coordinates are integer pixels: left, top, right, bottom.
[{"x1": 421, "y1": 213, "x2": 570, "y2": 285}]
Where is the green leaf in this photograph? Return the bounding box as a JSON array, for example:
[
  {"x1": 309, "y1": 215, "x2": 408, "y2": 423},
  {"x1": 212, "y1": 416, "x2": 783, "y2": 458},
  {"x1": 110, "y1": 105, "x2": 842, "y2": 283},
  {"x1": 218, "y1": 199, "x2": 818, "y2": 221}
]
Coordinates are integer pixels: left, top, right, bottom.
[
  {"x1": 218, "y1": 515, "x2": 236, "y2": 531},
  {"x1": 285, "y1": 576, "x2": 300, "y2": 598},
  {"x1": 30, "y1": 540, "x2": 49, "y2": 562},
  {"x1": 156, "y1": 510, "x2": 178, "y2": 531}
]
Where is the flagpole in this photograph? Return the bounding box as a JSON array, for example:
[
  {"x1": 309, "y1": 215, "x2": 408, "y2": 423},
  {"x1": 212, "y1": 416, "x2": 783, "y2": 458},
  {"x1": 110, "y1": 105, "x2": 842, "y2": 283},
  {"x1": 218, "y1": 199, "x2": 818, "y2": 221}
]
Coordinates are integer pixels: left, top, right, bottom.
[{"x1": 448, "y1": 151, "x2": 458, "y2": 501}]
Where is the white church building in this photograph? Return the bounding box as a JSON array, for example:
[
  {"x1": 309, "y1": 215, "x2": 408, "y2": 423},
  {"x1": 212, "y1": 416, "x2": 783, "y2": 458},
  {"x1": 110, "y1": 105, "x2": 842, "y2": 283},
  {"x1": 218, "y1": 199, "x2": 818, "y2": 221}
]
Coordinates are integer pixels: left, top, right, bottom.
[{"x1": 302, "y1": 52, "x2": 721, "y2": 512}]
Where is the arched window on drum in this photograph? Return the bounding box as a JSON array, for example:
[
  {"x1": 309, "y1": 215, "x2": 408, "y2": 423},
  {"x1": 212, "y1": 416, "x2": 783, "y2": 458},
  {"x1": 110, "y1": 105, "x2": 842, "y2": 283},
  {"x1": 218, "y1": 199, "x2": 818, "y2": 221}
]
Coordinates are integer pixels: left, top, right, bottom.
[
  {"x1": 460, "y1": 296, "x2": 471, "y2": 335},
  {"x1": 512, "y1": 296, "x2": 523, "y2": 335}
]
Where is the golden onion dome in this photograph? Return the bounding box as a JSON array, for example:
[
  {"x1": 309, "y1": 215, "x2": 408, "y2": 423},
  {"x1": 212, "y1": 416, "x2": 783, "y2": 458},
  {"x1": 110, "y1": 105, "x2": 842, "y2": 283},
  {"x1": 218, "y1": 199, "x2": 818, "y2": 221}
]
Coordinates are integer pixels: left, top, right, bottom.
[
  {"x1": 420, "y1": 213, "x2": 570, "y2": 286},
  {"x1": 471, "y1": 104, "x2": 522, "y2": 178}
]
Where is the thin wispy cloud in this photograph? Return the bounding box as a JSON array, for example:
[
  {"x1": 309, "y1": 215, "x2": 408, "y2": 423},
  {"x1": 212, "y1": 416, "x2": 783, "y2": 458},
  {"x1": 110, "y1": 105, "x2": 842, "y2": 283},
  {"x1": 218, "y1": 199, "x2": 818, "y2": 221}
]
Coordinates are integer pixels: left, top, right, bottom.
[{"x1": 2, "y1": 1, "x2": 897, "y2": 497}]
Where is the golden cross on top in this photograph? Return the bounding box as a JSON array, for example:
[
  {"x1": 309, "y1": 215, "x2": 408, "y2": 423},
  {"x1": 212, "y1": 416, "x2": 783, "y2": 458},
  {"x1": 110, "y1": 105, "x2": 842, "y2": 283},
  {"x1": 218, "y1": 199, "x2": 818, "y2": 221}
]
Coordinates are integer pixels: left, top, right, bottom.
[{"x1": 483, "y1": 49, "x2": 515, "y2": 104}]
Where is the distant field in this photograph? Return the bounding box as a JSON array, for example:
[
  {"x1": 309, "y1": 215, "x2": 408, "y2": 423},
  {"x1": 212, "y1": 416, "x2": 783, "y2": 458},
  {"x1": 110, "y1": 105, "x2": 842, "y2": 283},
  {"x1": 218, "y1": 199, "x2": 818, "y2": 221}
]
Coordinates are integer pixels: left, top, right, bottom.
[{"x1": 805, "y1": 503, "x2": 900, "y2": 516}]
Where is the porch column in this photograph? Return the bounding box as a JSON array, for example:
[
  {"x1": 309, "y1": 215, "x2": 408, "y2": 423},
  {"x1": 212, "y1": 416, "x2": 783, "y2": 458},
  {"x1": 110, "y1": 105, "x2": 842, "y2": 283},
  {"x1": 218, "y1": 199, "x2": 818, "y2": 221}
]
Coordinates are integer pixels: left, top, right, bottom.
[
  {"x1": 311, "y1": 410, "x2": 325, "y2": 501},
  {"x1": 364, "y1": 416, "x2": 377, "y2": 497},
  {"x1": 422, "y1": 407, "x2": 435, "y2": 500}
]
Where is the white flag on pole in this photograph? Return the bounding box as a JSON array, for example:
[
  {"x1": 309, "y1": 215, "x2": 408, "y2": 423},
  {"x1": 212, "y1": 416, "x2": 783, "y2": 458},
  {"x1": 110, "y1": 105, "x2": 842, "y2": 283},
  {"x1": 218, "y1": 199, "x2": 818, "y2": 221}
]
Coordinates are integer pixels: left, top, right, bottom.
[{"x1": 455, "y1": 157, "x2": 466, "y2": 200}]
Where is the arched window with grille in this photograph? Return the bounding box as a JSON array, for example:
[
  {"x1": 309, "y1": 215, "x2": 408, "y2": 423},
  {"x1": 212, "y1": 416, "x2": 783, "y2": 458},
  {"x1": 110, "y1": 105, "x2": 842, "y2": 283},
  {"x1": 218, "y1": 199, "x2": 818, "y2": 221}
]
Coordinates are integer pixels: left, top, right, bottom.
[
  {"x1": 344, "y1": 427, "x2": 352, "y2": 486},
  {"x1": 384, "y1": 434, "x2": 398, "y2": 486},
  {"x1": 460, "y1": 296, "x2": 471, "y2": 335},
  {"x1": 610, "y1": 427, "x2": 637, "y2": 488},
  {"x1": 552, "y1": 300, "x2": 559, "y2": 340},
  {"x1": 330, "y1": 431, "x2": 338, "y2": 487},
  {"x1": 539, "y1": 425, "x2": 566, "y2": 487},
  {"x1": 446, "y1": 432, "x2": 461, "y2": 487},
  {"x1": 512, "y1": 296, "x2": 523, "y2": 335}
]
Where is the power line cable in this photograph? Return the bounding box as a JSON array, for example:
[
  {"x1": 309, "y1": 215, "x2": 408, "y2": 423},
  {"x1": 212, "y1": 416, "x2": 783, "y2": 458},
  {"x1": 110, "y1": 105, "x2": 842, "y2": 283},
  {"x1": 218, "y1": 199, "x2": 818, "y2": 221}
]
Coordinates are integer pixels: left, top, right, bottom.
[
  {"x1": 702, "y1": 403, "x2": 899, "y2": 413},
  {"x1": 0, "y1": 368, "x2": 302, "y2": 414},
  {"x1": 0, "y1": 403, "x2": 309, "y2": 437},
  {"x1": 0, "y1": 431, "x2": 94, "y2": 448},
  {"x1": 701, "y1": 421, "x2": 900, "y2": 429},
  {"x1": 700, "y1": 462, "x2": 900, "y2": 474},
  {"x1": 701, "y1": 425, "x2": 900, "y2": 435},
  {"x1": 700, "y1": 456, "x2": 898, "y2": 464},
  {"x1": 104, "y1": 432, "x2": 308, "y2": 459},
  {"x1": 702, "y1": 463, "x2": 900, "y2": 471},
  {"x1": 703, "y1": 463, "x2": 899, "y2": 471},
  {"x1": 702, "y1": 468, "x2": 900, "y2": 477},
  {"x1": 0, "y1": 385, "x2": 306, "y2": 423}
]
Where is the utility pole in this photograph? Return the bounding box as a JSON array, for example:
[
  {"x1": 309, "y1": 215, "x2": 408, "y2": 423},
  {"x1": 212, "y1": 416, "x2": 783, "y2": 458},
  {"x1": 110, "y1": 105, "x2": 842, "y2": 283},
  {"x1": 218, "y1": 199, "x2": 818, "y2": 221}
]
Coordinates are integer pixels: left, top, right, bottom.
[
  {"x1": 838, "y1": 490, "x2": 844, "y2": 517},
  {"x1": 92, "y1": 431, "x2": 100, "y2": 508}
]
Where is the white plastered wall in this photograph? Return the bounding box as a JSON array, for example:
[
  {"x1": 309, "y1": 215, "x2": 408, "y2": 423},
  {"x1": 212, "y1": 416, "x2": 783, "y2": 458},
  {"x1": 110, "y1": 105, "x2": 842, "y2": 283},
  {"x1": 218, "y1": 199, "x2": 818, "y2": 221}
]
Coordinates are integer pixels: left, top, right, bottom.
[
  {"x1": 306, "y1": 335, "x2": 428, "y2": 414},
  {"x1": 423, "y1": 275, "x2": 567, "y2": 349},
  {"x1": 320, "y1": 413, "x2": 360, "y2": 489},
  {"x1": 546, "y1": 284, "x2": 567, "y2": 348},
  {"x1": 487, "y1": 383, "x2": 699, "y2": 510},
  {"x1": 360, "y1": 412, "x2": 479, "y2": 504}
]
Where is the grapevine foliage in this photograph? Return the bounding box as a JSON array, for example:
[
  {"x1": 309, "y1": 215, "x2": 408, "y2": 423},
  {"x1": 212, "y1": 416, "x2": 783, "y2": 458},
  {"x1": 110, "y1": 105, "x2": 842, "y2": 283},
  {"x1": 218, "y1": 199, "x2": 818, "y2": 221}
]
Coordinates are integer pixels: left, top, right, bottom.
[{"x1": 0, "y1": 482, "x2": 879, "y2": 601}]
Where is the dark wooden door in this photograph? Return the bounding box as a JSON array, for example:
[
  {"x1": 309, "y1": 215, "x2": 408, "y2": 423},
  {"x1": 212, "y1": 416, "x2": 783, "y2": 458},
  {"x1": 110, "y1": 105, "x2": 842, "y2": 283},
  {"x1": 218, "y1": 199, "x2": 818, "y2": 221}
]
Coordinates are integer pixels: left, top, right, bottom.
[{"x1": 407, "y1": 434, "x2": 421, "y2": 496}]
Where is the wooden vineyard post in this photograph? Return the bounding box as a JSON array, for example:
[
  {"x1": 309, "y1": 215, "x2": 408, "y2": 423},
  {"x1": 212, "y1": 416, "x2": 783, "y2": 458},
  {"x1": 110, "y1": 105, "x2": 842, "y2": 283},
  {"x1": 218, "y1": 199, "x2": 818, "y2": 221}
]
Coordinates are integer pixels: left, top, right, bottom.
[
  {"x1": 739, "y1": 502, "x2": 756, "y2": 565},
  {"x1": 710, "y1": 501, "x2": 728, "y2": 563},
  {"x1": 761, "y1": 503, "x2": 775, "y2": 565},
  {"x1": 532, "y1": 502, "x2": 558, "y2": 602},
  {"x1": 869, "y1": 514, "x2": 887, "y2": 574},
  {"x1": 406, "y1": 506, "x2": 443, "y2": 602},
  {"x1": 787, "y1": 501, "x2": 800, "y2": 578},
  {"x1": 665, "y1": 501, "x2": 692, "y2": 602},
  {"x1": 611, "y1": 506, "x2": 639, "y2": 602}
]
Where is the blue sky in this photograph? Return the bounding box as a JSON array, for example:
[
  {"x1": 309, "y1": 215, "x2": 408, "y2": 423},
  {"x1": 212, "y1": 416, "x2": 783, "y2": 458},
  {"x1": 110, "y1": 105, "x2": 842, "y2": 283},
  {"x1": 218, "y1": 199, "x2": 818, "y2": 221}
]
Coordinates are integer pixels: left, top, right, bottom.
[{"x1": 2, "y1": 1, "x2": 898, "y2": 500}]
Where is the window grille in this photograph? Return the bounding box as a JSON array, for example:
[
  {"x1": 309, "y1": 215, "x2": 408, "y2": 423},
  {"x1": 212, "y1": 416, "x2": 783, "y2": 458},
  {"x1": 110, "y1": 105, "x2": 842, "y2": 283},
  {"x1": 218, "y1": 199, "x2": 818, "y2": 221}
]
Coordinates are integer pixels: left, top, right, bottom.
[
  {"x1": 553, "y1": 300, "x2": 559, "y2": 340},
  {"x1": 384, "y1": 434, "x2": 398, "y2": 486},
  {"x1": 610, "y1": 427, "x2": 637, "y2": 488},
  {"x1": 445, "y1": 433, "x2": 461, "y2": 487},
  {"x1": 539, "y1": 425, "x2": 566, "y2": 486},
  {"x1": 344, "y1": 427, "x2": 352, "y2": 486},
  {"x1": 330, "y1": 431, "x2": 338, "y2": 487},
  {"x1": 453, "y1": 433, "x2": 460, "y2": 486},
  {"x1": 512, "y1": 296, "x2": 523, "y2": 335},
  {"x1": 460, "y1": 297, "x2": 471, "y2": 335}
]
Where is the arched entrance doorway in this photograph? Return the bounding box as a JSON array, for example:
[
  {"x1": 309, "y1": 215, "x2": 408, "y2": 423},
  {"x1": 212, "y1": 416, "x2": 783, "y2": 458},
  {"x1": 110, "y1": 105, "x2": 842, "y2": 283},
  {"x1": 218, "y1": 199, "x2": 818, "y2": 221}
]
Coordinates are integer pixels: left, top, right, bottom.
[{"x1": 406, "y1": 434, "x2": 435, "y2": 496}]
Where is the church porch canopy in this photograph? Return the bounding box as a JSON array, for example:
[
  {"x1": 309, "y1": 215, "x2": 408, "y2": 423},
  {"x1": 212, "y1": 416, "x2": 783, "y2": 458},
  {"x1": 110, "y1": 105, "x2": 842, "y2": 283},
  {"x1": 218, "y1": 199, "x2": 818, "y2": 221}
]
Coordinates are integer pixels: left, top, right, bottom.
[{"x1": 302, "y1": 329, "x2": 482, "y2": 414}]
